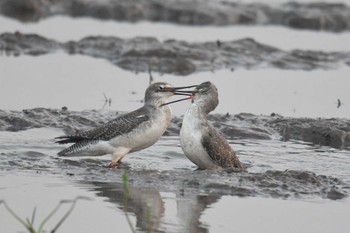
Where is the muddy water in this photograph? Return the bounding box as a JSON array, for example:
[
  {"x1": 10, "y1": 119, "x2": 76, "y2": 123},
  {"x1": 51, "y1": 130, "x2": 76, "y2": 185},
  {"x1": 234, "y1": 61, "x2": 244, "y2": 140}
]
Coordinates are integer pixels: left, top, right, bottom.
[{"x1": 1, "y1": 127, "x2": 349, "y2": 232}]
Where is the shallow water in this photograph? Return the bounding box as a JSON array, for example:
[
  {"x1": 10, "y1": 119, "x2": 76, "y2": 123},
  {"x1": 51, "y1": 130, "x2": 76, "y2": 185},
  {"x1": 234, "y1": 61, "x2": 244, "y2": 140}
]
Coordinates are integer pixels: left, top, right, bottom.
[
  {"x1": 2, "y1": 15, "x2": 350, "y2": 51},
  {"x1": 0, "y1": 127, "x2": 350, "y2": 232},
  {"x1": 1, "y1": 54, "x2": 350, "y2": 118}
]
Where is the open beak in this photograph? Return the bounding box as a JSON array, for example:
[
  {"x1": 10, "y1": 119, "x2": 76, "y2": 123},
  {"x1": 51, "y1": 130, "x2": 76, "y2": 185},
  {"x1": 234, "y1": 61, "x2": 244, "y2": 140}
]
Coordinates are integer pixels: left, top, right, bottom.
[
  {"x1": 159, "y1": 85, "x2": 197, "y2": 94},
  {"x1": 160, "y1": 85, "x2": 198, "y2": 107}
]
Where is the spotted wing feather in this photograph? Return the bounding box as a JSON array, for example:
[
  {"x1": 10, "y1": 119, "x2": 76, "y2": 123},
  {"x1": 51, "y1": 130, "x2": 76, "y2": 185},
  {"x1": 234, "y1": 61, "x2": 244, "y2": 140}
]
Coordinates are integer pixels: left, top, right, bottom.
[
  {"x1": 201, "y1": 126, "x2": 246, "y2": 170},
  {"x1": 55, "y1": 108, "x2": 149, "y2": 143},
  {"x1": 57, "y1": 140, "x2": 100, "y2": 156}
]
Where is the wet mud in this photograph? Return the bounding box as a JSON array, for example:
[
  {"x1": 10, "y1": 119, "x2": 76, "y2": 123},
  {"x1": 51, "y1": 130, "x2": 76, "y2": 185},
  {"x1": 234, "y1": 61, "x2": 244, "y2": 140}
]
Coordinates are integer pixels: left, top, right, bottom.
[
  {"x1": 0, "y1": 149, "x2": 348, "y2": 201},
  {"x1": 1, "y1": 108, "x2": 349, "y2": 150},
  {"x1": 1, "y1": 32, "x2": 350, "y2": 75},
  {"x1": 82, "y1": 170, "x2": 347, "y2": 232},
  {"x1": 1, "y1": 110, "x2": 349, "y2": 232},
  {"x1": 1, "y1": 0, "x2": 350, "y2": 32}
]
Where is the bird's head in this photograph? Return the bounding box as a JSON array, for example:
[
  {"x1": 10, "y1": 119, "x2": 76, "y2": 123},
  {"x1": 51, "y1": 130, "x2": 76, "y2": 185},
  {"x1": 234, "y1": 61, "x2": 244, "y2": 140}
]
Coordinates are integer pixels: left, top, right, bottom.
[
  {"x1": 191, "y1": 81, "x2": 219, "y2": 113},
  {"x1": 144, "y1": 82, "x2": 197, "y2": 107}
]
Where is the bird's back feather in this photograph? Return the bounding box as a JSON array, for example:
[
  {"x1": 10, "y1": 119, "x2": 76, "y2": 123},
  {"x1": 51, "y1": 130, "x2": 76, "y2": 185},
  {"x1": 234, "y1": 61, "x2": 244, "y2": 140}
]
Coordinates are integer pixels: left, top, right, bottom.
[
  {"x1": 55, "y1": 108, "x2": 150, "y2": 156},
  {"x1": 55, "y1": 108, "x2": 149, "y2": 144},
  {"x1": 55, "y1": 135, "x2": 87, "y2": 144},
  {"x1": 77, "y1": 108, "x2": 149, "y2": 141}
]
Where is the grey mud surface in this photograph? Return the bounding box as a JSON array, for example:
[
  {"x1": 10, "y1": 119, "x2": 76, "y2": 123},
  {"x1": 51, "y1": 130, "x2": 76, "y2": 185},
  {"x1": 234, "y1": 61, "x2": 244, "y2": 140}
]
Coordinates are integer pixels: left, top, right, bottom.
[
  {"x1": 1, "y1": 32, "x2": 350, "y2": 75},
  {"x1": 1, "y1": 108, "x2": 349, "y2": 201},
  {"x1": 1, "y1": 108, "x2": 349, "y2": 150},
  {"x1": 1, "y1": 0, "x2": 350, "y2": 32},
  {"x1": 1, "y1": 0, "x2": 350, "y2": 75}
]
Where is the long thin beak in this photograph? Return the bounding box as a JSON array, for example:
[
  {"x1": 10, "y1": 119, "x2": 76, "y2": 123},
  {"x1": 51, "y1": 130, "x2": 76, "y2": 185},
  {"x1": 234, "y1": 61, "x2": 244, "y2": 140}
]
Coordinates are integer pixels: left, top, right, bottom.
[
  {"x1": 160, "y1": 96, "x2": 192, "y2": 107},
  {"x1": 159, "y1": 85, "x2": 198, "y2": 94},
  {"x1": 173, "y1": 92, "x2": 193, "y2": 96},
  {"x1": 171, "y1": 85, "x2": 198, "y2": 90},
  {"x1": 173, "y1": 90, "x2": 198, "y2": 95},
  {"x1": 159, "y1": 85, "x2": 197, "y2": 106}
]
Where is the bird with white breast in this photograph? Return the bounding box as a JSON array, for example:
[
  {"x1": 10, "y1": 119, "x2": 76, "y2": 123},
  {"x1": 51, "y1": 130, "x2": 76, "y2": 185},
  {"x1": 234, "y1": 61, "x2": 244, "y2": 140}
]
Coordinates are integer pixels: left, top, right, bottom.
[
  {"x1": 55, "y1": 82, "x2": 195, "y2": 168},
  {"x1": 180, "y1": 81, "x2": 246, "y2": 171}
]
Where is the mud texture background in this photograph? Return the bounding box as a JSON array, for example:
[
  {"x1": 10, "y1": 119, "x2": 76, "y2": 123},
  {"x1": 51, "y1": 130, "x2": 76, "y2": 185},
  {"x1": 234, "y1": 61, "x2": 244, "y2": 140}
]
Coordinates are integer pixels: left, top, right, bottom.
[
  {"x1": 1, "y1": 32, "x2": 350, "y2": 75},
  {"x1": 1, "y1": 0, "x2": 350, "y2": 32},
  {"x1": 1, "y1": 108, "x2": 349, "y2": 150}
]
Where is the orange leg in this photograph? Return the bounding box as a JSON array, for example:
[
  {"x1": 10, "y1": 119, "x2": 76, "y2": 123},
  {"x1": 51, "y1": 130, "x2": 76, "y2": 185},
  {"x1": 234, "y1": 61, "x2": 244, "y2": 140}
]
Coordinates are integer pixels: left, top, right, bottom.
[
  {"x1": 109, "y1": 160, "x2": 123, "y2": 169},
  {"x1": 109, "y1": 147, "x2": 130, "y2": 169}
]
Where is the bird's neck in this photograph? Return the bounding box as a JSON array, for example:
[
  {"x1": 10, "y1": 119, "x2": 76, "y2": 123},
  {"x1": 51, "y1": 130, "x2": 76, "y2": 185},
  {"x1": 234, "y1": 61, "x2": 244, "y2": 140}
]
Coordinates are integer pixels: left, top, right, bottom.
[
  {"x1": 145, "y1": 102, "x2": 172, "y2": 117},
  {"x1": 145, "y1": 98, "x2": 170, "y2": 108},
  {"x1": 189, "y1": 100, "x2": 212, "y2": 116},
  {"x1": 184, "y1": 102, "x2": 209, "y2": 125}
]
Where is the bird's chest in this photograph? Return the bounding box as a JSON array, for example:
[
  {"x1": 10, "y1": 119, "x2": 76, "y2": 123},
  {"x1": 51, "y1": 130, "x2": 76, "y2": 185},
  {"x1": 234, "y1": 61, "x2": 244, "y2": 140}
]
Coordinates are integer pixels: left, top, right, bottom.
[
  {"x1": 128, "y1": 109, "x2": 171, "y2": 152},
  {"x1": 180, "y1": 112, "x2": 214, "y2": 168},
  {"x1": 180, "y1": 116, "x2": 202, "y2": 149}
]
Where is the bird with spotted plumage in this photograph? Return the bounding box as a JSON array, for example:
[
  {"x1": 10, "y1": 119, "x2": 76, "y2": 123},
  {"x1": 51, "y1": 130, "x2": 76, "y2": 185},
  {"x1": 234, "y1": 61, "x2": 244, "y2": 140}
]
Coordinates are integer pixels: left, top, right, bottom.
[
  {"x1": 180, "y1": 81, "x2": 246, "y2": 171},
  {"x1": 55, "y1": 82, "x2": 196, "y2": 168}
]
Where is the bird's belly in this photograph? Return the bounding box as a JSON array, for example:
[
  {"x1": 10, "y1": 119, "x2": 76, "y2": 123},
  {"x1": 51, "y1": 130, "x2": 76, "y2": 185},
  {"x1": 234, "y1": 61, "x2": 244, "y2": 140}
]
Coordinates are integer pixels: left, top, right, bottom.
[
  {"x1": 70, "y1": 140, "x2": 114, "y2": 157},
  {"x1": 109, "y1": 116, "x2": 170, "y2": 153},
  {"x1": 180, "y1": 122, "x2": 219, "y2": 169}
]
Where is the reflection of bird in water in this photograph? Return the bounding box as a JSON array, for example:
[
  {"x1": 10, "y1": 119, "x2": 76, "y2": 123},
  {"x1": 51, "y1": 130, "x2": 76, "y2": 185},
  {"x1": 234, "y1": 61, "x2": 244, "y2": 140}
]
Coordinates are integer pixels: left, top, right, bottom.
[
  {"x1": 88, "y1": 181, "x2": 165, "y2": 232},
  {"x1": 337, "y1": 98, "x2": 342, "y2": 108},
  {"x1": 177, "y1": 193, "x2": 220, "y2": 233},
  {"x1": 180, "y1": 81, "x2": 246, "y2": 171},
  {"x1": 55, "y1": 82, "x2": 194, "y2": 168},
  {"x1": 87, "y1": 180, "x2": 216, "y2": 233}
]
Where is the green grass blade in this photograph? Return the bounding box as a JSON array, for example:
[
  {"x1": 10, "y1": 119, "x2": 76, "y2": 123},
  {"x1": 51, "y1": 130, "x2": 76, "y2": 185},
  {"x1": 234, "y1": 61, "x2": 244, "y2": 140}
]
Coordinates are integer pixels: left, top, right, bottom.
[
  {"x1": 122, "y1": 170, "x2": 130, "y2": 199},
  {"x1": 31, "y1": 207, "x2": 36, "y2": 225},
  {"x1": 146, "y1": 203, "x2": 152, "y2": 233},
  {"x1": 37, "y1": 202, "x2": 62, "y2": 233},
  {"x1": 122, "y1": 171, "x2": 136, "y2": 233}
]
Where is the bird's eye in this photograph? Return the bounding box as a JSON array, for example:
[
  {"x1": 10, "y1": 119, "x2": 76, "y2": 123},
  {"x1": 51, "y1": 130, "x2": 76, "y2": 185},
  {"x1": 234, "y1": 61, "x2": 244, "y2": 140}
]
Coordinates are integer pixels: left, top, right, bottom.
[{"x1": 157, "y1": 86, "x2": 165, "y2": 92}]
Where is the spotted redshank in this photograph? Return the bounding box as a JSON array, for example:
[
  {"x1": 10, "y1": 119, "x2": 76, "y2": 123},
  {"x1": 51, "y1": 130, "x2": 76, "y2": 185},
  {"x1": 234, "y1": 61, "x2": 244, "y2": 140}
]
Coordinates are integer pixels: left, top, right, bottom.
[
  {"x1": 180, "y1": 81, "x2": 246, "y2": 171},
  {"x1": 55, "y1": 82, "x2": 195, "y2": 168}
]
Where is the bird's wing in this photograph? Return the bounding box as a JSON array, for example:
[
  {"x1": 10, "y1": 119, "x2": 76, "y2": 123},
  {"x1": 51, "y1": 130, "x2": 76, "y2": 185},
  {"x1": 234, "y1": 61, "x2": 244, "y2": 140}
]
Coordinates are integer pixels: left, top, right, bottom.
[
  {"x1": 200, "y1": 126, "x2": 245, "y2": 170},
  {"x1": 55, "y1": 108, "x2": 149, "y2": 143}
]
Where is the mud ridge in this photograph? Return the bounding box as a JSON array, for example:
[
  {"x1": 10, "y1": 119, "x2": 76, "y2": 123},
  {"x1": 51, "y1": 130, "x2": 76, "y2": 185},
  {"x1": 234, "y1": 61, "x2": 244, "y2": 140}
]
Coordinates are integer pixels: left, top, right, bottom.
[
  {"x1": 1, "y1": 32, "x2": 350, "y2": 75},
  {"x1": 0, "y1": 151, "x2": 347, "y2": 200},
  {"x1": 1, "y1": 108, "x2": 349, "y2": 149},
  {"x1": 1, "y1": 0, "x2": 350, "y2": 32},
  {"x1": 86, "y1": 166, "x2": 349, "y2": 200}
]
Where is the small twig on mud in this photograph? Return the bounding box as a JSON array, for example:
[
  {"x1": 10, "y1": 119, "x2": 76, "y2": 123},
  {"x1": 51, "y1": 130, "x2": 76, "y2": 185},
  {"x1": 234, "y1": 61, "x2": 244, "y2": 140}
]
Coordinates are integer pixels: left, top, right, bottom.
[
  {"x1": 148, "y1": 66, "x2": 154, "y2": 85},
  {"x1": 102, "y1": 93, "x2": 112, "y2": 109}
]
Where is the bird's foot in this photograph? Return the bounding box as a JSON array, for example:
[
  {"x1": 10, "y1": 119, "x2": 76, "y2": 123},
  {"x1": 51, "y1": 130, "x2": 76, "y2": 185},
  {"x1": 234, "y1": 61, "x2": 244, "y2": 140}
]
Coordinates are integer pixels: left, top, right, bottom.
[{"x1": 107, "y1": 160, "x2": 122, "y2": 170}]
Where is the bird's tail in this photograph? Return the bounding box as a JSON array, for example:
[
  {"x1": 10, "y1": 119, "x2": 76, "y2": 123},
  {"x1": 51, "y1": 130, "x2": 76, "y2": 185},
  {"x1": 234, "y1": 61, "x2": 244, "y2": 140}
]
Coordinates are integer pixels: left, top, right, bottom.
[
  {"x1": 55, "y1": 135, "x2": 100, "y2": 156},
  {"x1": 57, "y1": 139, "x2": 100, "y2": 156},
  {"x1": 55, "y1": 135, "x2": 86, "y2": 144}
]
